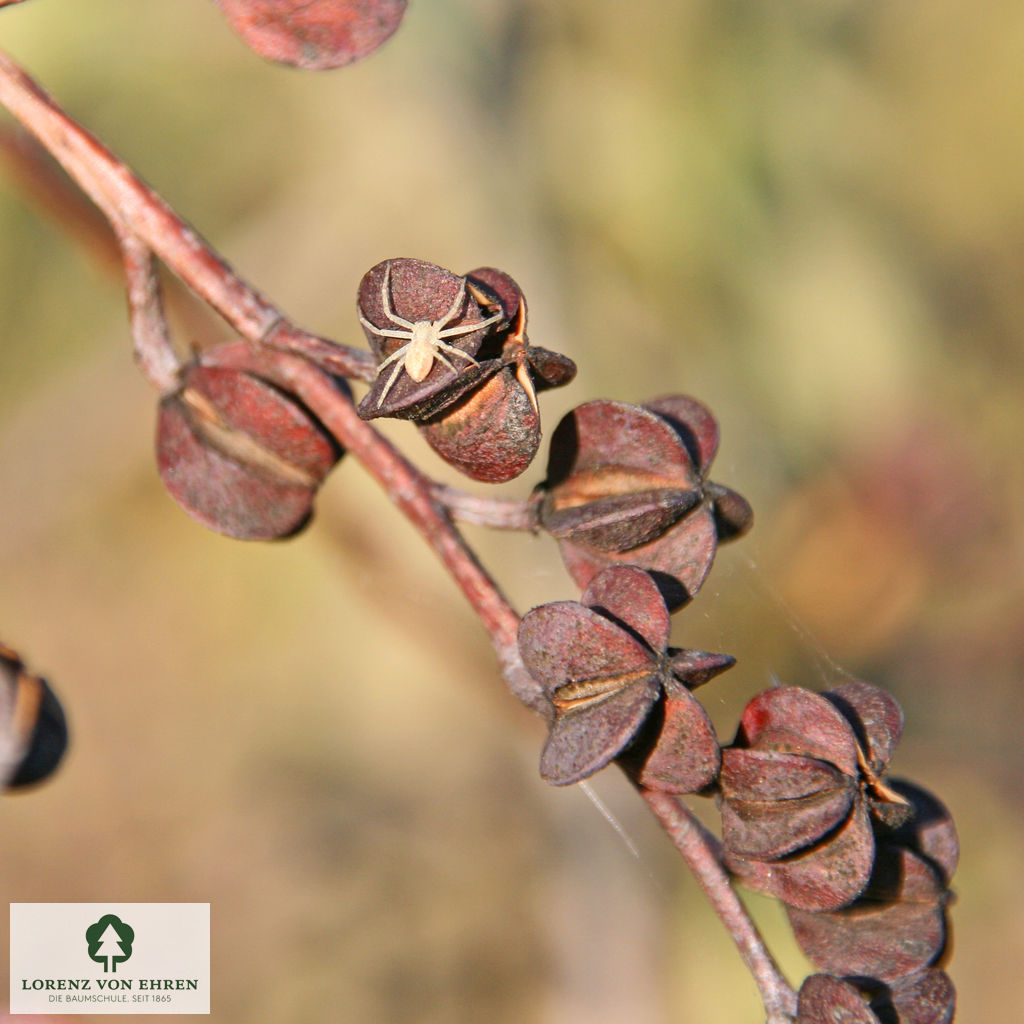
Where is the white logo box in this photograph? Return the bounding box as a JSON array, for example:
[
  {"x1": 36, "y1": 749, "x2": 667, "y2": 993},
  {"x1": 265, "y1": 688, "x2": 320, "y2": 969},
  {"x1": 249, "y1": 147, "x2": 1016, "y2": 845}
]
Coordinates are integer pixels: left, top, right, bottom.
[{"x1": 10, "y1": 903, "x2": 209, "y2": 1014}]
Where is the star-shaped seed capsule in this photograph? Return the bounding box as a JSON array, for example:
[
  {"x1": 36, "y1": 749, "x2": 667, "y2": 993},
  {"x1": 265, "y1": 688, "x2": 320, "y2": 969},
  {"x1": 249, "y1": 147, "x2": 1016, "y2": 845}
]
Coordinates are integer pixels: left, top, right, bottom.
[
  {"x1": 720, "y1": 682, "x2": 928, "y2": 912},
  {"x1": 356, "y1": 259, "x2": 576, "y2": 482},
  {"x1": 539, "y1": 396, "x2": 752, "y2": 607},
  {"x1": 518, "y1": 566, "x2": 732, "y2": 790}
]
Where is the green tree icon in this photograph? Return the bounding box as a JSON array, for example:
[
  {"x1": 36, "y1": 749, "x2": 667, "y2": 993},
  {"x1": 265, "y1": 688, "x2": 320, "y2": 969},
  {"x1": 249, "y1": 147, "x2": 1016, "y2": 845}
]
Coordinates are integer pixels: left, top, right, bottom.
[{"x1": 85, "y1": 914, "x2": 134, "y2": 973}]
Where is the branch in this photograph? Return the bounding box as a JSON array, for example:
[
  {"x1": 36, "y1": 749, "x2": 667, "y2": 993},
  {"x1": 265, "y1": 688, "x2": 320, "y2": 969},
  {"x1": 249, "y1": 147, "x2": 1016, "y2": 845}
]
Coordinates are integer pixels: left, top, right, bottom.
[
  {"x1": 119, "y1": 233, "x2": 179, "y2": 392},
  {"x1": 198, "y1": 343, "x2": 548, "y2": 715},
  {"x1": 640, "y1": 789, "x2": 798, "y2": 1023},
  {"x1": 0, "y1": 46, "x2": 540, "y2": 711},
  {"x1": 0, "y1": 47, "x2": 376, "y2": 381},
  {"x1": 0, "y1": 44, "x2": 797, "y2": 1017},
  {"x1": 431, "y1": 484, "x2": 540, "y2": 531}
]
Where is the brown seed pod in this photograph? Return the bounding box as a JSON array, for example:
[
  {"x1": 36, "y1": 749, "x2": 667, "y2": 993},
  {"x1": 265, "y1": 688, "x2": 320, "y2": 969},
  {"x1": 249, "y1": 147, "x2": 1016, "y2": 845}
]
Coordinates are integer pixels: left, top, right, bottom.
[
  {"x1": 518, "y1": 566, "x2": 729, "y2": 789},
  {"x1": 157, "y1": 357, "x2": 343, "y2": 540},
  {"x1": 787, "y1": 845, "x2": 951, "y2": 984},
  {"x1": 797, "y1": 970, "x2": 955, "y2": 1024},
  {"x1": 418, "y1": 364, "x2": 541, "y2": 483},
  {"x1": 721, "y1": 682, "x2": 915, "y2": 913},
  {"x1": 356, "y1": 258, "x2": 505, "y2": 421},
  {"x1": 356, "y1": 259, "x2": 575, "y2": 481}
]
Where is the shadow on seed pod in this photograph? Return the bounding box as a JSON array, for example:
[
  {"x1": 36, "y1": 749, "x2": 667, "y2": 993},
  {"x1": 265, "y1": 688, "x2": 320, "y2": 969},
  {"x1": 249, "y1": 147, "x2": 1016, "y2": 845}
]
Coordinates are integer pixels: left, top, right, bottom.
[
  {"x1": 216, "y1": 0, "x2": 408, "y2": 71},
  {"x1": 157, "y1": 354, "x2": 344, "y2": 540},
  {"x1": 1, "y1": 643, "x2": 68, "y2": 789}
]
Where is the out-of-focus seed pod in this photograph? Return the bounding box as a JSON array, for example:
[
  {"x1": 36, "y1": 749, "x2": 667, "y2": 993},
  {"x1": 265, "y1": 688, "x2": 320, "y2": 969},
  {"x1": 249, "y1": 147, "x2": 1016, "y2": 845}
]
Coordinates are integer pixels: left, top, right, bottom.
[
  {"x1": 216, "y1": 0, "x2": 407, "y2": 70},
  {"x1": 157, "y1": 358, "x2": 343, "y2": 540},
  {"x1": 1, "y1": 643, "x2": 68, "y2": 789}
]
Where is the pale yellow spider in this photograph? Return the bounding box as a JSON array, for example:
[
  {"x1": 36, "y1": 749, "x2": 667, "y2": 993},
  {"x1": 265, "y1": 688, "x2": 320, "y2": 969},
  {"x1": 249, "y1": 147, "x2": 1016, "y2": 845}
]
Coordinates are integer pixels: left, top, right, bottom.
[{"x1": 360, "y1": 263, "x2": 504, "y2": 408}]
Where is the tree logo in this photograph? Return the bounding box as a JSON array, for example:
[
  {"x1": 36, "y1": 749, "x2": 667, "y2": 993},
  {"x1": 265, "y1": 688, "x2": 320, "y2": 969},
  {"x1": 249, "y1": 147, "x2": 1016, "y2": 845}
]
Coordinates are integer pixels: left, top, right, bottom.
[{"x1": 85, "y1": 914, "x2": 135, "y2": 973}]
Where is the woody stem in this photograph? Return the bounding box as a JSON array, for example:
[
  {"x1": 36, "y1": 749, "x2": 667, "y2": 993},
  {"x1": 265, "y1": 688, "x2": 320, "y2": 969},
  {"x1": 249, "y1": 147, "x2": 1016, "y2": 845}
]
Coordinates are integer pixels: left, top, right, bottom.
[
  {"x1": 0, "y1": 47, "x2": 376, "y2": 382},
  {"x1": 640, "y1": 789, "x2": 798, "y2": 1022}
]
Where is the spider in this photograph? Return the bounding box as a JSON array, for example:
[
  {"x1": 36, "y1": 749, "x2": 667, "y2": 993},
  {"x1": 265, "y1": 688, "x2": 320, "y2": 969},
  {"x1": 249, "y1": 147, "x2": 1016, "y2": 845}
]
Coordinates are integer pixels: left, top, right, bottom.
[{"x1": 359, "y1": 263, "x2": 504, "y2": 408}]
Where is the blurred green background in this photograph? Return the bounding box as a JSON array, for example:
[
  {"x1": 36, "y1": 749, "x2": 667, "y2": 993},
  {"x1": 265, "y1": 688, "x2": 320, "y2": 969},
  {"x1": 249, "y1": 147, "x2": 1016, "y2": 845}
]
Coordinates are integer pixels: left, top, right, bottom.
[{"x1": 1, "y1": 1, "x2": 1022, "y2": 1021}]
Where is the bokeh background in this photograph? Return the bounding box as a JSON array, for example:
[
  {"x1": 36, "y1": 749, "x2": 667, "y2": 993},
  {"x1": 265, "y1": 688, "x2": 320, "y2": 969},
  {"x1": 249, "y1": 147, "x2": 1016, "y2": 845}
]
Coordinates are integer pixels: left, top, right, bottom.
[{"x1": 2, "y1": 1, "x2": 1022, "y2": 1021}]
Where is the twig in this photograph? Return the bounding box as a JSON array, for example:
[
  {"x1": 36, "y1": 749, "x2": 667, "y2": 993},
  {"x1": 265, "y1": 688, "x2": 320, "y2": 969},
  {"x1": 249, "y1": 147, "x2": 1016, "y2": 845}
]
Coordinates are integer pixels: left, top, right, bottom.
[
  {"x1": 0, "y1": 47, "x2": 375, "y2": 382},
  {"x1": 431, "y1": 483, "x2": 540, "y2": 531},
  {"x1": 640, "y1": 789, "x2": 798, "y2": 1023},
  {"x1": 119, "y1": 233, "x2": 179, "y2": 392}
]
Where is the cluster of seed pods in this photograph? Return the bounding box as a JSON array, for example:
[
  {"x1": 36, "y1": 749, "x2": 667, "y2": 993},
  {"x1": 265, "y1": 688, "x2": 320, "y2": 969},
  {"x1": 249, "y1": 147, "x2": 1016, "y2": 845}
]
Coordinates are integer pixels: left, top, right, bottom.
[{"x1": 0, "y1": 4, "x2": 961, "y2": 1018}]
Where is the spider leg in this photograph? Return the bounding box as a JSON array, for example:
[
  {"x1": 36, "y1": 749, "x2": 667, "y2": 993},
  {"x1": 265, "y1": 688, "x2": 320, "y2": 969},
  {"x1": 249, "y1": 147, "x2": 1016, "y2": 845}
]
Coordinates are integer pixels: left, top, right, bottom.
[
  {"x1": 375, "y1": 342, "x2": 413, "y2": 372},
  {"x1": 435, "y1": 340, "x2": 480, "y2": 365},
  {"x1": 358, "y1": 314, "x2": 415, "y2": 341},
  {"x1": 434, "y1": 277, "x2": 468, "y2": 330},
  {"x1": 379, "y1": 262, "x2": 416, "y2": 330},
  {"x1": 375, "y1": 352, "x2": 411, "y2": 407},
  {"x1": 431, "y1": 350, "x2": 460, "y2": 374},
  {"x1": 436, "y1": 309, "x2": 504, "y2": 339}
]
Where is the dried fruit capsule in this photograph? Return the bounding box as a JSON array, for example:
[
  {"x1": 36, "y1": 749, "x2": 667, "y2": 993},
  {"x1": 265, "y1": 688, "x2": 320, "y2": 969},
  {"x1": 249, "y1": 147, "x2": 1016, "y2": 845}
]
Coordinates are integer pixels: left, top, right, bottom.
[
  {"x1": 539, "y1": 396, "x2": 751, "y2": 606},
  {"x1": 356, "y1": 259, "x2": 576, "y2": 482},
  {"x1": 719, "y1": 682, "x2": 934, "y2": 913},
  {"x1": 157, "y1": 355, "x2": 343, "y2": 540},
  {"x1": 356, "y1": 259, "x2": 506, "y2": 421},
  {"x1": 1, "y1": 643, "x2": 68, "y2": 789},
  {"x1": 519, "y1": 566, "x2": 730, "y2": 789}
]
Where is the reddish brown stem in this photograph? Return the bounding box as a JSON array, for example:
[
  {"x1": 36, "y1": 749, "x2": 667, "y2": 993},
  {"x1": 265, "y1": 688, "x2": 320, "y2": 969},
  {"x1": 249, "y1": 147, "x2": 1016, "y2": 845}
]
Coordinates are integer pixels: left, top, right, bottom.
[
  {"x1": 200, "y1": 343, "x2": 547, "y2": 716},
  {"x1": 120, "y1": 233, "x2": 179, "y2": 392},
  {"x1": 0, "y1": 47, "x2": 375, "y2": 381},
  {"x1": 641, "y1": 789, "x2": 798, "y2": 1023}
]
